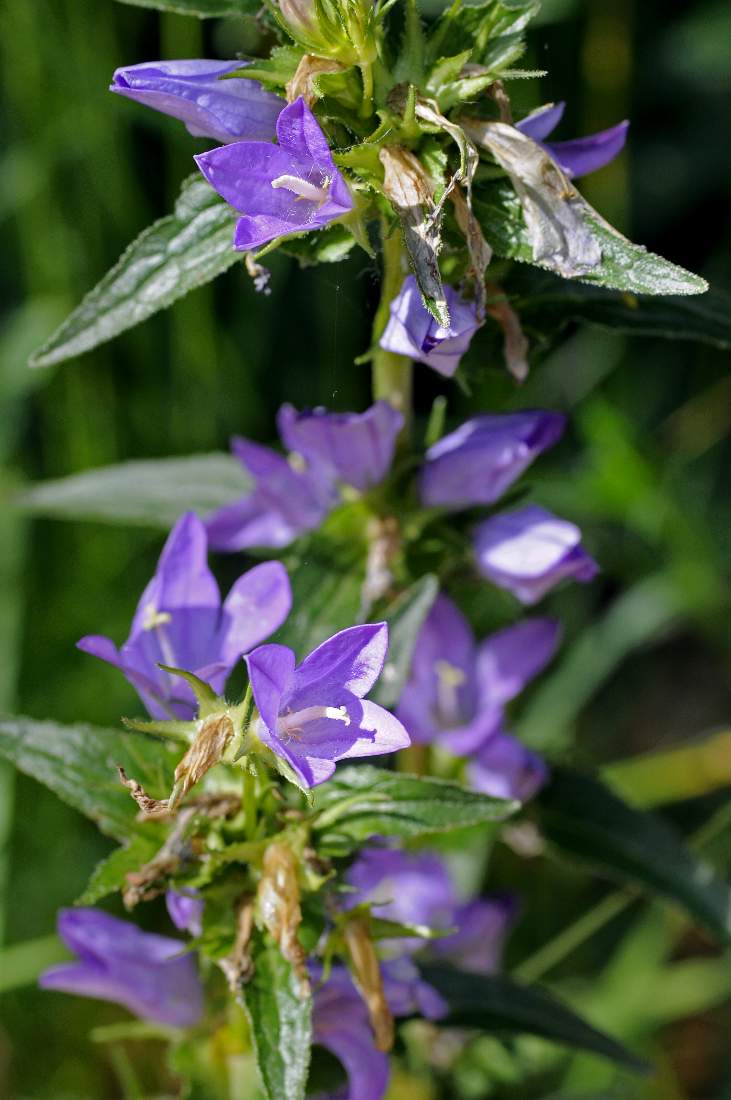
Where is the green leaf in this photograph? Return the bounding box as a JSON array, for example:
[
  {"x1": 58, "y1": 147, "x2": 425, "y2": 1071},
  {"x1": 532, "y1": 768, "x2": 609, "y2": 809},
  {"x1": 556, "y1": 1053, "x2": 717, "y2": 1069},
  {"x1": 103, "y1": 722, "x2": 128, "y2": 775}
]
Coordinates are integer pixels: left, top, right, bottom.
[
  {"x1": 116, "y1": 0, "x2": 256, "y2": 17},
  {"x1": 312, "y1": 765, "x2": 518, "y2": 854},
  {"x1": 474, "y1": 180, "x2": 707, "y2": 296},
  {"x1": 29, "y1": 175, "x2": 239, "y2": 368},
  {"x1": 17, "y1": 453, "x2": 250, "y2": 528},
  {"x1": 77, "y1": 833, "x2": 162, "y2": 905},
  {"x1": 273, "y1": 507, "x2": 368, "y2": 659},
  {"x1": 512, "y1": 268, "x2": 731, "y2": 349},
  {"x1": 429, "y1": 0, "x2": 539, "y2": 74},
  {"x1": 0, "y1": 714, "x2": 178, "y2": 840},
  {"x1": 280, "y1": 224, "x2": 357, "y2": 266},
  {"x1": 538, "y1": 767, "x2": 731, "y2": 942},
  {"x1": 370, "y1": 575, "x2": 439, "y2": 708},
  {"x1": 419, "y1": 965, "x2": 648, "y2": 1072},
  {"x1": 242, "y1": 937, "x2": 312, "y2": 1100}
]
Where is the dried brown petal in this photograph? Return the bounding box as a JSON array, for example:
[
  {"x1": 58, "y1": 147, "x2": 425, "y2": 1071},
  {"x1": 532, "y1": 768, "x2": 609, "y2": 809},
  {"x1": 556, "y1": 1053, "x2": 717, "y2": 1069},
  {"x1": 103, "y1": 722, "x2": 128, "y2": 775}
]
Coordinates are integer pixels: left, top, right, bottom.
[
  {"x1": 286, "y1": 54, "x2": 344, "y2": 106},
  {"x1": 219, "y1": 896, "x2": 255, "y2": 994},
  {"x1": 122, "y1": 807, "x2": 197, "y2": 908},
  {"x1": 256, "y1": 842, "x2": 309, "y2": 997},
  {"x1": 117, "y1": 765, "x2": 170, "y2": 819},
  {"x1": 485, "y1": 281, "x2": 530, "y2": 382},
  {"x1": 171, "y1": 713, "x2": 234, "y2": 808},
  {"x1": 343, "y1": 916, "x2": 394, "y2": 1052}
]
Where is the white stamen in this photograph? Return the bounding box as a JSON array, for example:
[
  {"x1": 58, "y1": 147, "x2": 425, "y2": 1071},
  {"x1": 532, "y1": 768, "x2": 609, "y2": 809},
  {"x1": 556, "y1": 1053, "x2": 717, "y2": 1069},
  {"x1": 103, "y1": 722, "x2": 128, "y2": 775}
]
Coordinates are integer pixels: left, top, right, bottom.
[
  {"x1": 278, "y1": 704, "x2": 350, "y2": 738},
  {"x1": 270, "y1": 174, "x2": 330, "y2": 204},
  {"x1": 142, "y1": 603, "x2": 177, "y2": 669},
  {"x1": 434, "y1": 659, "x2": 467, "y2": 727}
]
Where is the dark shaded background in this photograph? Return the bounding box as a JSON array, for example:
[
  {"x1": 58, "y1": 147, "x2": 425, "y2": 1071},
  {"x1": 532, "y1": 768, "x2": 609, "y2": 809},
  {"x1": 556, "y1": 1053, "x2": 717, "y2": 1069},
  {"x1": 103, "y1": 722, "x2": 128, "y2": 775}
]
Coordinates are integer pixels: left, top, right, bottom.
[{"x1": 0, "y1": 0, "x2": 729, "y2": 1096}]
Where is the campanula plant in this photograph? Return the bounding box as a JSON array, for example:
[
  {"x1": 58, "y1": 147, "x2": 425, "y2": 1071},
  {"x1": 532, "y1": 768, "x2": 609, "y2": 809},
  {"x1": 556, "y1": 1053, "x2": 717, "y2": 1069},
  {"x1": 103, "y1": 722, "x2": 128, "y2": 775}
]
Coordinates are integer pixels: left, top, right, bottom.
[{"x1": 7, "y1": 0, "x2": 727, "y2": 1099}]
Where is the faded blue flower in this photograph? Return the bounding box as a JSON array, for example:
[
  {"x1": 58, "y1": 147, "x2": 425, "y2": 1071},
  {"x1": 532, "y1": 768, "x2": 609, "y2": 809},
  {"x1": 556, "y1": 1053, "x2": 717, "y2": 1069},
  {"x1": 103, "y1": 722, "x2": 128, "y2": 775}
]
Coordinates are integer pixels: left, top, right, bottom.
[
  {"x1": 245, "y1": 623, "x2": 410, "y2": 788},
  {"x1": 167, "y1": 889, "x2": 204, "y2": 937},
  {"x1": 419, "y1": 410, "x2": 566, "y2": 510},
  {"x1": 379, "y1": 275, "x2": 481, "y2": 377},
  {"x1": 195, "y1": 96, "x2": 352, "y2": 251},
  {"x1": 78, "y1": 511, "x2": 292, "y2": 719},
  {"x1": 110, "y1": 59, "x2": 283, "y2": 143},
  {"x1": 516, "y1": 101, "x2": 629, "y2": 179},
  {"x1": 474, "y1": 504, "x2": 599, "y2": 605},
  {"x1": 40, "y1": 908, "x2": 203, "y2": 1029}
]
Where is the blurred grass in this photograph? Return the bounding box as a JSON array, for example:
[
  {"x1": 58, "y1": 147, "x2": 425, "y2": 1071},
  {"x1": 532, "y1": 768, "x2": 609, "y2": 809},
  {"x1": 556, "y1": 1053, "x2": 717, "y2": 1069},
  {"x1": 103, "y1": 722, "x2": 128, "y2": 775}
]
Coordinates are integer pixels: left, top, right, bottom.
[{"x1": 0, "y1": 0, "x2": 729, "y2": 1096}]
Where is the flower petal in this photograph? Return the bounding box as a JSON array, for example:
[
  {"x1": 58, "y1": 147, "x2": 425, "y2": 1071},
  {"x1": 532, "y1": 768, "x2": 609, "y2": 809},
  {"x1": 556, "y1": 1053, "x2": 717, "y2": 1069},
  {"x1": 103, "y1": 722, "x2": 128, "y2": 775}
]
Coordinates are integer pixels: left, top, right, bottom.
[
  {"x1": 547, "y1": 120, "x2": 629, "y2": 179},
  {"x1": 276, "y1": 96, "x2": 333, "y2": 166},
  {"x1": 468, "y1": 731, "x2": 548, "y2": 801},
  {"x1": 246, "y1": 643, "x2": 296, "y2": 735},
  {"x1": 290, "y1": 622, "x2": 389, "y2": 704},
  {"x1": 219, "y1": 560, "x2": 292, "y2": 665},
  {"x1": 515, "y1": 101, "x2": 565, "y2": 142},
  {"x1": 476, "y1": 617, "x2": 561, "y2": 707}
]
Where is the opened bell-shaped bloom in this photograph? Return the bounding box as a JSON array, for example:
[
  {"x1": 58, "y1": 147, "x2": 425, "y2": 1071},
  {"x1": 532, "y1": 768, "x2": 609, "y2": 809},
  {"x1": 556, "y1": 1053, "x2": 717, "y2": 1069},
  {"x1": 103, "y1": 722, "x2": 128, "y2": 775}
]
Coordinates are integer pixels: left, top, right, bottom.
[
  {"x1": 78, "y1": 511, "x2": 292, "y2": 719},
  {"x1": 277, "y1": 401, "x2": 404, "y2": 492},
  {"x1": 419, "y1": 410, "x2": 566, "y2": 510},
  {"x1": 110, "y1": 59, "x2": 284, "y2": 143},
  {"x1": 380, "y1": 276, "x2": 481, "y2": 377},
  {"x1": 397, "y1": 593, "x2": 560, "y2": 755},
  {"x1": 312, "y1": 964, "x2": 391, "y2": 1100},
  {"x1": 347, "y1": 846, "x2": 516, "y2": 976},
  {"x1": 40, "y1": 909, "x2": 203, "y2": 1029},
  {"x1": 474, "y1": 504, "x2": 599, "y2": 605},
  {"x1": 516, "y1": 101, "x2": 629, "y2": 179},
  {"x1": 205, "y1": 436, "x2": 336, "y2": 552},
  {"x1": 195, "y1": 96, "x2": 352, "y2": 251},
  {"x1": 245, "y1": 623, "x2": 410, "y2": 788}
]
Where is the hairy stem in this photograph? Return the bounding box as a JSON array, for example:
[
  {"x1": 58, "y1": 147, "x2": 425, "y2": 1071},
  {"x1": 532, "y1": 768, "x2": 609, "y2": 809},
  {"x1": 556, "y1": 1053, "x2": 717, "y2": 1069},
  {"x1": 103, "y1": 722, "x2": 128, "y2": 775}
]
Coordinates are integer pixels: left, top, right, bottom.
[{"x1": 371, "y1": 224, "x2": 412, "y2": 444}]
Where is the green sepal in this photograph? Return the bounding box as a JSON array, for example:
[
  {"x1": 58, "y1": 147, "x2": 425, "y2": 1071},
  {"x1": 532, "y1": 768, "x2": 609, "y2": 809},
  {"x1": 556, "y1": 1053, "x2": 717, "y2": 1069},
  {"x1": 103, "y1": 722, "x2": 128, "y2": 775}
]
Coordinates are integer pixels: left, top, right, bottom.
[{"x1": 157, "y1": 665, "x2": 222, "y2": 717}]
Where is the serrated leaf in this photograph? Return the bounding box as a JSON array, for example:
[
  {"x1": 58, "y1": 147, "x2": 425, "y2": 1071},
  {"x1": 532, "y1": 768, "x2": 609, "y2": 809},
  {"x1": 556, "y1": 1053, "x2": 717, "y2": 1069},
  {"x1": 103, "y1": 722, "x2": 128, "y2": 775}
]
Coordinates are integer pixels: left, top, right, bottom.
[
  {"x1": 117, "y1": 0, "x2": 256, "y2": 16},
  {"x1": 77, "y1": 833, "x2": 162, "y2": 905},
  {"x1": 0, "y1": 715, "x2": 178, "y2": 840},
  {"x1": 419, "y1": 965, "x2": 648, "y2": 1071},
  {"x1": 538, "y1": 767, "x2": 731, "y2": 942},
  {"x1": 242, "y1": 938, "x2": 312, "y2": 1100},
  {"x1": 512, "y1": 268, "x2": 731, "y2": 348},
  {"x1": 370, "y1": 575, "x2": 439, "y2": 708},
  {"x1": 429, "y1": 0, "x2": 539, "y2": 73},
  {"x1": 17, "y1": 453, "x2": 250, "y2": 528},
  {"x1": 312, "y1": 765, "x2": 518, "y2": 853},
  {"x1": 30, "y1": 175, "x2": 239, "y2": 368},
  {"x1": 474, "y1": 178, "x2": 707, "y2": 296}
]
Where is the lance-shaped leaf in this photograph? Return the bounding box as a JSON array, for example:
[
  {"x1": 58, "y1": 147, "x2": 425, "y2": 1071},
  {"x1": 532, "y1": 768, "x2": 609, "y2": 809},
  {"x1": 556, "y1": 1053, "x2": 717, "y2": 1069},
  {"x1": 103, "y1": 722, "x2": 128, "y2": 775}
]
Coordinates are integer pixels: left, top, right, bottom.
[
  {"x1": 379, "y1": 145, "x2": 449, "y2": 327},
  {"x1": 242, "y1": 937, "x2": 312, "y2": 1100},
  {"x1": 473, "y1": 174, "x2": 707, "y2": 296},
  {"x1": 419, "y1": 966, "x2": 648, "y2": 1071},
  {"x1": 538, "y1": 767, "x2": 731, "y2": 943},
  {"x1": 0, "y1": 715, "x2": 178, "y2": 840},
  {"x1": 464, "y1": 119, "x2": 602, "y2": 278},
  {"x1": 29, "y1": 175, "x2": 239, "y2": 368},
  {"x1": 17, "y1": 453, "x2": 251, "y2": 528},
  {"x1": 312, "y1": 765, "x2": 518, "y2": 855},
  {"x1": 117, "y1": 0, "x2": 256, "y2": 16}
]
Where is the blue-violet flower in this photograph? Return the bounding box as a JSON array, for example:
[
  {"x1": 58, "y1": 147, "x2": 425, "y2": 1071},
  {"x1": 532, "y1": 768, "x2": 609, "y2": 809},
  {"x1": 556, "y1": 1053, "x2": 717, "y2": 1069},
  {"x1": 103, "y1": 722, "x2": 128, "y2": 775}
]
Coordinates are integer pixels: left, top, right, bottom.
[
  {"x1": 516, "y1": 101, "x2": 629, "y2": 179},
  {"x1": 379, "y1": 275, "x2": 481, "y2": 377}
]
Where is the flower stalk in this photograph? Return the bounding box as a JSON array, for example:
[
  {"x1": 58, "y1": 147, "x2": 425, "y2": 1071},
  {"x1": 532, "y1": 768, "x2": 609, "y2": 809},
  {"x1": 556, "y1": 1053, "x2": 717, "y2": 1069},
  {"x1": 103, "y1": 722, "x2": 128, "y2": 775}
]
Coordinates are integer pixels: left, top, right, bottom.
[{"x1": 371, "y1": 224, "x2": 412, "y2": 445}]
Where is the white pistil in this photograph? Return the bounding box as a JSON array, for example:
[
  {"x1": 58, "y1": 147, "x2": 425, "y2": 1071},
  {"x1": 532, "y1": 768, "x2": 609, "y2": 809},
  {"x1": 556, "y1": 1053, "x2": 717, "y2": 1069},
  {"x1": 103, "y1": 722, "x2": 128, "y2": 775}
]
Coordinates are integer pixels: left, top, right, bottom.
[
  {"x1": 270, "y1": 174, "x2": 330, "y2": 205},
  {"x1": 434, "y1": 659, "x2": 467, "y2": 727},
  {"x1": 278, "y1": 704, "x2": 350, "y2": 740}
]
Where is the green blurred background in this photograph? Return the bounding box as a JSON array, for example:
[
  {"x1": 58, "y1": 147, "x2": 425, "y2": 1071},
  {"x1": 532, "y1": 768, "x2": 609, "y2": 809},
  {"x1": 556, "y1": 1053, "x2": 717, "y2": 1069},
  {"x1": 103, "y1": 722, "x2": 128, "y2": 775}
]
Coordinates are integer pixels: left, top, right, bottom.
[{"x1": 0, "y1": 0, "x2": 729, "y2": 1096}]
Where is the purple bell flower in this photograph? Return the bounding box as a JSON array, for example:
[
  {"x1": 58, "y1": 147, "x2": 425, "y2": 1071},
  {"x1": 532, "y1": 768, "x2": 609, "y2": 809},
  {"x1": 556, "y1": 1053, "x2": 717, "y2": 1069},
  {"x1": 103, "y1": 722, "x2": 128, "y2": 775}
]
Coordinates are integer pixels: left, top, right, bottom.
[
  {"x1": 245, "y1": 623, "x2": 410, "y2": 788},
  {"x1": 380, "y1": 956, "x2": 448, "y2": 1020},
  {"x1": 379, "y1": 276, "x2": 481, "y2": 377},
  {"x1": 195, "y1": 97, "x2": 353, "y2": 251},
  {"x1": 346, "y1": 846, "x2": 516, "y2": 976},
  {"x1": 277, "y1": 401, "x2": 404, "y2": 492},
  {"x1": 516, "y1": 101, "x2": 629, "y2": 179},
  {"x1": 397, "y1": 593, "x2": 560, "y2": 754},
  {"x1": 110, "y1": 59, "x2": 284, "y2": 144},
  {"x1": 166, "y1": 889, "x2": 204, "y2": 937},
  {"x1": 39, "y1": 908, "x2": 203, "y2": 1029},
  {"x1": 419, "y1": 410, "x2": 566, "y2": 510},
  {"x1": 205, "y1": 436, "x2": 336, "y2": 553},
  {"x1": 468, "y1": 731, "x2": 549, "y2": 802},
  {"x1": 78, "y1": 511, "x2": 292, "y2": 719},
  {"x1": 474, "y1": 504, "x2": 599, "y2": 605},
  {"x1": 312, "y1": 965, "x2": 391, "y2": 1100}
]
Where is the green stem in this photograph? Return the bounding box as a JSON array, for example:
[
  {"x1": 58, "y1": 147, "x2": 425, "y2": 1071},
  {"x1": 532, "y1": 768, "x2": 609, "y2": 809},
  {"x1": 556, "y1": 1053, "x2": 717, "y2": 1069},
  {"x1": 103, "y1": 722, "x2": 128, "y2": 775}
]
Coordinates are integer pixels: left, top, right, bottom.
[
  {"x1": 359, "y1": 60, "x2": 374, "y2": 118},
  {"x1": 514, "y1": 891, "x2": 631, "y2": 985},
  {"x1": 371, "y1": 224, "x2": 412, "y2": 443},
  {"x1": 242, "y1": 768, "x2": 257, "y2": 842}
]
